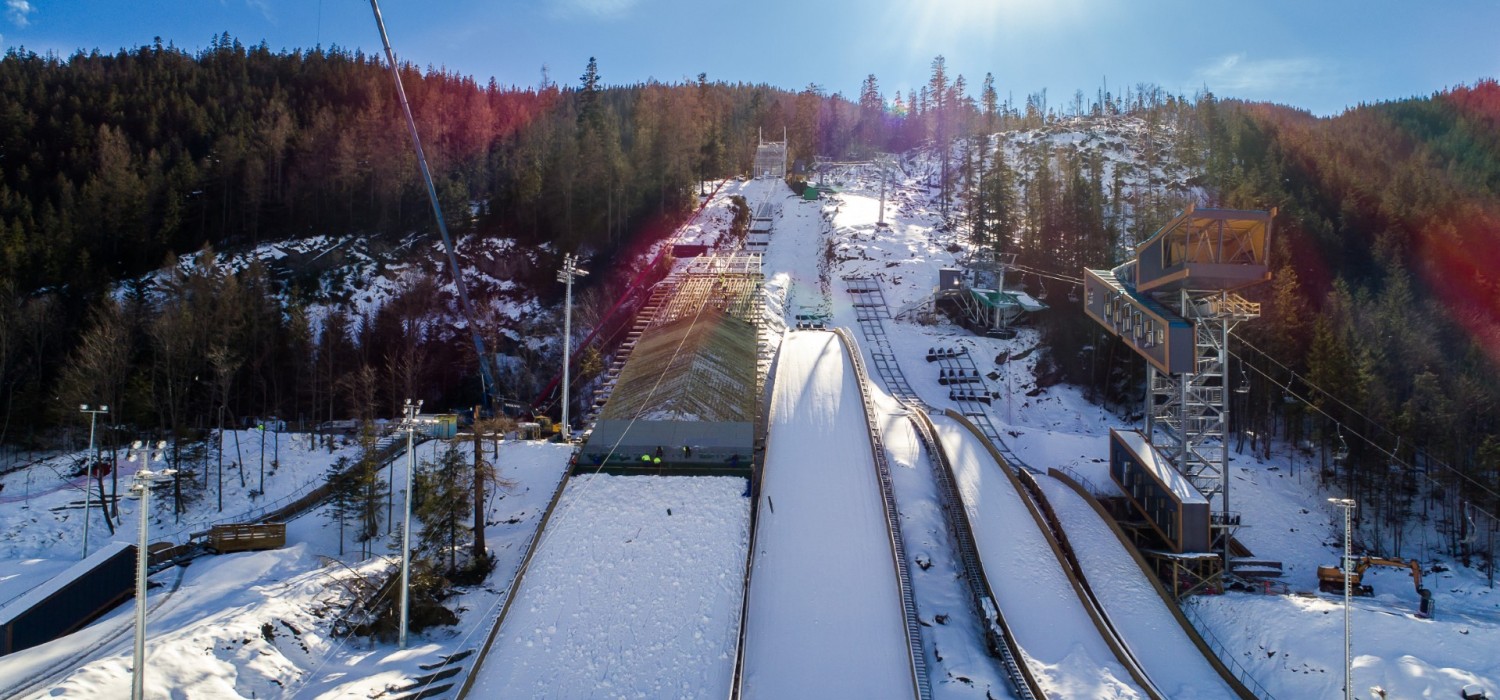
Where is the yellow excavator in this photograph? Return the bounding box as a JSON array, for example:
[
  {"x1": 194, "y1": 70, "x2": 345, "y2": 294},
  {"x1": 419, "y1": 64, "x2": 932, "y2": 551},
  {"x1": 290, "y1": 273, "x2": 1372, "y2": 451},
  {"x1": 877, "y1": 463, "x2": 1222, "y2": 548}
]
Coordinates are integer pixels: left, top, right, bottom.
[{"x1": 1317, "y1": 556, "x2": 1434, "y2": 618}]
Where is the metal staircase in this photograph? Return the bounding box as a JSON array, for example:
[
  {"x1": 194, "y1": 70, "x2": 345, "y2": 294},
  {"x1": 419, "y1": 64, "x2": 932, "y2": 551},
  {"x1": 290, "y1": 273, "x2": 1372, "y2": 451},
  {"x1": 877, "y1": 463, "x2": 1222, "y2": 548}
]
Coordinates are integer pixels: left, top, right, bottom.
[
  {"x1": 844, "y1": 277, "x2": 921, "y2": 404},
  {"x1": 583, "y1": 279, "x2": 679, "y2": 424}
]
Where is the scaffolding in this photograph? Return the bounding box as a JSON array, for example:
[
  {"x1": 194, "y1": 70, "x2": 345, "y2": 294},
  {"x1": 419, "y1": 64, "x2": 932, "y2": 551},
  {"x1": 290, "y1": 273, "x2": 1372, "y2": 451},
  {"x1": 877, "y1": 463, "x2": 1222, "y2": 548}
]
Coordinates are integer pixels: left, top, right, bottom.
[{"x1": 753, "y1": 128, "x2": 788, "y2": 179}]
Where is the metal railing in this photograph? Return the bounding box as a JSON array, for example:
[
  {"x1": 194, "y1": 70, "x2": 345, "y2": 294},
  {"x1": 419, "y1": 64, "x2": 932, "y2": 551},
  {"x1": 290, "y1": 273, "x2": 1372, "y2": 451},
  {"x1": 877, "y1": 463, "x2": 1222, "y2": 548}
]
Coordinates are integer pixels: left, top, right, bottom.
[
  {"x1": 1179, "y1": 599, "x2": 1277, "y2": 699},
  {"x1": 843, "y1": 277, "x2": 923, "y2": 405}
]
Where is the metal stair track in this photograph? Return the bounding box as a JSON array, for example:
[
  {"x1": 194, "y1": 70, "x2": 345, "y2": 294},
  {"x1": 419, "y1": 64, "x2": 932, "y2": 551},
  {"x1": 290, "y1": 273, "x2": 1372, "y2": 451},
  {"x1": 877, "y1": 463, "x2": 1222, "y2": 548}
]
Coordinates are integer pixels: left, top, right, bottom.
[
  {"x1": 843, "y1": 277, "x2": 923, "y2": 405},
  {"x1": 844, "y1": 276, "x2": 1040, "y2": 475},
  {"x1": 834, "y1": 329, "x2": 932, "y2": 700},
  {"x1": 907, "y1": 410, "x2": 1041, "y2": 700}
]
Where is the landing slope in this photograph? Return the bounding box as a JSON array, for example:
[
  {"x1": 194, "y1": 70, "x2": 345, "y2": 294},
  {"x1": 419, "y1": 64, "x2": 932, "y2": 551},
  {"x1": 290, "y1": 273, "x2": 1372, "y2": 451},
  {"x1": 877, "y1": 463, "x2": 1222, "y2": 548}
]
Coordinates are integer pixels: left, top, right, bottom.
[
  {"x1": 740, "y1": 330, "x2": 915, "y2": 699},
  {"x1": 1036, "y1": 474, "x2": 1236, "y2": 698},
  {"x1": 932, "y1": 416, "x2": 1144, "y2": 699},
  {"x1": 469, "y1": 474, "x2": 749, "y2": 698}
]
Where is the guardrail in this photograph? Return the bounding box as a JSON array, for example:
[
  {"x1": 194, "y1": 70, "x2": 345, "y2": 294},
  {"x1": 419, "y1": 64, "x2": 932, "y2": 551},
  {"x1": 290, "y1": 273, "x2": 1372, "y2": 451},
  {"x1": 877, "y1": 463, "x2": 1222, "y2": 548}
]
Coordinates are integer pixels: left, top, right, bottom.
[
  {"x1": 1179, "y1": 598, "x2": 1277, "y2": 699},
  {"x1": 153, "y1": 434, "x2": 420, "y2": 546},
  {"x1": 834, "y1": 328, "x2": 931, "y2": 700}
]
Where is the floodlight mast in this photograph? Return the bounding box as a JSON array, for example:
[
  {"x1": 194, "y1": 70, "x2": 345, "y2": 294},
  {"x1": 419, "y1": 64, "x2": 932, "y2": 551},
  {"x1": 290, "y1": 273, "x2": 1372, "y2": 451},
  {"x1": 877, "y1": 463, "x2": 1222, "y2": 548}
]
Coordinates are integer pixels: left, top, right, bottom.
[
  {"x1": 368, "y1": 0, "x2": 498, "y2": 411},
  {"x1": 557, "y1": 254, "x2": 589, "y2": 441}
]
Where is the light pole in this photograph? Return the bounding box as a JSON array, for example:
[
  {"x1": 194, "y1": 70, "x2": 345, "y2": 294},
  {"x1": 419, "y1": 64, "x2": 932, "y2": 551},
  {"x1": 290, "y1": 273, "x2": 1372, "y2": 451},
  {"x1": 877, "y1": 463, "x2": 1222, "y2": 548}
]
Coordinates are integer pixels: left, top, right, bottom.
[
  {"x1": 1329, "y1": 497, "x2": 1357, "y2": 700},
  {"x1": 127, "y1": 440, "x2": 173, "y2": 700},
  {"x1": 399, "y1": 398, "x2": 423, "y2": 649},
  {"x1": 217, "y1": 405, "x2": 225, "y2": 513},
  {"x1": 80, "y1": 404, "x2": 109, "y2": 559},
  {"x1": 557, "y1": 254, "x2": 588, "y2": 442},
  {"x1": 258, "y1": 420, "x2": 266, "y2": 496}
]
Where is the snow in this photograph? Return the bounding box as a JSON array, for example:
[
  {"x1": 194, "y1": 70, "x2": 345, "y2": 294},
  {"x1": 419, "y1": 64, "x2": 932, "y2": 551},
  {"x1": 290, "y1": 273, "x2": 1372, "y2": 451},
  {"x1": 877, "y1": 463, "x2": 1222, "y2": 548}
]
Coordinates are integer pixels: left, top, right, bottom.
[
  {"x1": 0, "y1": 436, "x2": 573, "y2": 699},
  {"x1": 469, "y1": 474, "x2": 749, "y2": 698},
  {"x1": 5, "y1": 116, "x2": 1498, "y2": 698},
  {"x1": 1035, "y1": 473, "x2": 1233, "y2": 697},
  {"x1": 740, "y1": 331, "x2": 916, "y2": 700},
  {"x1": 932, "y1": 414, "x2": 1144, "y2": 699}
]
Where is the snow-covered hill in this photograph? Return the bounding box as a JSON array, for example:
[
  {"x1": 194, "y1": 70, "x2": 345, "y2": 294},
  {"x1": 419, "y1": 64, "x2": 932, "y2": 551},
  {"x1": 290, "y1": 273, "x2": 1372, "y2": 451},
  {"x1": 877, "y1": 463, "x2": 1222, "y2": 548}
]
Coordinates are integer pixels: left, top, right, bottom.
[{"x1": 4, "y1": 116, "x2": 1494, "y2": 698}]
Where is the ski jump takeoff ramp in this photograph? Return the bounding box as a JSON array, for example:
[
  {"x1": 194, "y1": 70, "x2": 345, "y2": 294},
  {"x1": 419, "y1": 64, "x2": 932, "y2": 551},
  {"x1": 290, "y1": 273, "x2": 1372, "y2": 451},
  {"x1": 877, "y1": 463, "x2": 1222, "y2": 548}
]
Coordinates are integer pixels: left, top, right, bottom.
[{"x1": 738, "y1": 331, "x2": 920, "y2": 700}]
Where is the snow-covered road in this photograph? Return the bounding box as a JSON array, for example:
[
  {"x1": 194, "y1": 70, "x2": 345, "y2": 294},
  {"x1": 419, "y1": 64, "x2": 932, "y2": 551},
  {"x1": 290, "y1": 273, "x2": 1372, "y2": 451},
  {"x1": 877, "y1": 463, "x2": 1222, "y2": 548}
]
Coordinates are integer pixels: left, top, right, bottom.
[{"x1": 740, "y1": 331, "x2": 917, "y2": 700}]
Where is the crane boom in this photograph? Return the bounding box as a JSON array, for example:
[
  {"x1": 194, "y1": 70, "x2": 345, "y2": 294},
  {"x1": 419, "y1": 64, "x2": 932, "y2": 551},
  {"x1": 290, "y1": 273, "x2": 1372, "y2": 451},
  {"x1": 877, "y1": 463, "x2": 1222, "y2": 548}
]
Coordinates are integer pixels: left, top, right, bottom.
[{"x1": 368, "y1": 0, "x2": 498, "y2": 409}]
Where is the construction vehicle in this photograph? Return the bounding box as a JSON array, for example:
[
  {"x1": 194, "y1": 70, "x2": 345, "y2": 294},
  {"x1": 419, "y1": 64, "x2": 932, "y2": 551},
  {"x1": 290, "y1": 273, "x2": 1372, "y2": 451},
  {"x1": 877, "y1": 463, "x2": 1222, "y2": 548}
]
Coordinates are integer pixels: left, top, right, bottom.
[{"x1": 1317, "y1": 556, "x2": 1434, "y2": 617}]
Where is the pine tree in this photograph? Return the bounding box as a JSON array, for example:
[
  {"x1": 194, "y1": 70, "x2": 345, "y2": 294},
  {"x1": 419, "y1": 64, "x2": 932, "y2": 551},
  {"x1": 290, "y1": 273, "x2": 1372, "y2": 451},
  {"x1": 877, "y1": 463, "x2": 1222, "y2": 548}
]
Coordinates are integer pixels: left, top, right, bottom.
[
  {"x1": 981, "y1": 73, "x2": 999, "y2": 133},
  {"x1": 416, "y1": 441, "x2": 471, "y2": 573}
]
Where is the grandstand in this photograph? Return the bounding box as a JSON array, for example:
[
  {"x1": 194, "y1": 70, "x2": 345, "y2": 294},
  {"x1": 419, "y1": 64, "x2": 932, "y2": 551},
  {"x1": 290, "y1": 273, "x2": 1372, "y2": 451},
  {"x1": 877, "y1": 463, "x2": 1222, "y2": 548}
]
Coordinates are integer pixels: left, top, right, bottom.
[{"x1": 579, "y1": 255, "x2": 763, "y2": 474}]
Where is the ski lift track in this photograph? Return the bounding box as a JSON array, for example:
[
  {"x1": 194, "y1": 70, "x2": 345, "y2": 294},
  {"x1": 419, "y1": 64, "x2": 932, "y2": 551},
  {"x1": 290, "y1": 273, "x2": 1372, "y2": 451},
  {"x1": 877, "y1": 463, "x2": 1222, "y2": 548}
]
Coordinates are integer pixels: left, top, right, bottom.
[{"x1": 841, "y1": 277, "x2": 1040, "y2": 475}]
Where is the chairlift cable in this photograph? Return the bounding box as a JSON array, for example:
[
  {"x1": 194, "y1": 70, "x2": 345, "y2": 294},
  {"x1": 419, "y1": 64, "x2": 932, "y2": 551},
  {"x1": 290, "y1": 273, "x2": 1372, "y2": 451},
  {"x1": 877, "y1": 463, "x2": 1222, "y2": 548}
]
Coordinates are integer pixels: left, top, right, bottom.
[{"x1": 1228, "y1": 347, "x2": 1500, "y2": 507}]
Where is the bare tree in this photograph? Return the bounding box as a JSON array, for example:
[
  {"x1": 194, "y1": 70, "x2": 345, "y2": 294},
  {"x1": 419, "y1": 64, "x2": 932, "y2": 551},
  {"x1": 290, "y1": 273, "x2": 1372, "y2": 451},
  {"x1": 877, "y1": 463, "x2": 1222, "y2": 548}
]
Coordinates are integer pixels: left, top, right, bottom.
[{"x1": 56, "y1": 298, "x2": 131, "y2": 524}]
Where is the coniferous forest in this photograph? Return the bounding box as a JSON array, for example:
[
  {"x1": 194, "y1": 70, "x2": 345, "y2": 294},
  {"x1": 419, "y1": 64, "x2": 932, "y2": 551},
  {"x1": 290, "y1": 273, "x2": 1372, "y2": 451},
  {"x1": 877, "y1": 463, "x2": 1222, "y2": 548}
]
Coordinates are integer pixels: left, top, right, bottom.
[{"x1": 0, "y1": 40, "x2": 1497, "y2": 533}]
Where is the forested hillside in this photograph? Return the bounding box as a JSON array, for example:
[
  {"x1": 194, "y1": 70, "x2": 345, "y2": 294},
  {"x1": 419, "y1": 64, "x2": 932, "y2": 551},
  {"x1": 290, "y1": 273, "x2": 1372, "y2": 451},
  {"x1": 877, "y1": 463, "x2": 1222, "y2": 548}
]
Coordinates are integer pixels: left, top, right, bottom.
[{"x1": 0, "y1": 40, "x2": 1495, "y2": 529}]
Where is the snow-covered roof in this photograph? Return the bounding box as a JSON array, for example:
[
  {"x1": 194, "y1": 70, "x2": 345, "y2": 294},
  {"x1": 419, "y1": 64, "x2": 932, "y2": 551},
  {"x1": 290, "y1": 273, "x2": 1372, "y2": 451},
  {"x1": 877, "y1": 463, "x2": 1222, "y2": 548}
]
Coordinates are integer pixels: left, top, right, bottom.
[
  {"x1": 1113, "y1": 429, "x2": 1208, "y2": 505},
  {"x1": 0, "y1": 541, "x2": 133, "y2": 627}
]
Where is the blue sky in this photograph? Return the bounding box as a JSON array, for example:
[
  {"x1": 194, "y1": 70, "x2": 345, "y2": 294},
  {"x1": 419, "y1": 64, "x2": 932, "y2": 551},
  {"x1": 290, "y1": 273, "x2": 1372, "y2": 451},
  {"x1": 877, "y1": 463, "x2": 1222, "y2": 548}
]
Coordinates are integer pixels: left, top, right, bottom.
[{"x1": 3, "y1": 0, "x2": 1497, "y2": 117}]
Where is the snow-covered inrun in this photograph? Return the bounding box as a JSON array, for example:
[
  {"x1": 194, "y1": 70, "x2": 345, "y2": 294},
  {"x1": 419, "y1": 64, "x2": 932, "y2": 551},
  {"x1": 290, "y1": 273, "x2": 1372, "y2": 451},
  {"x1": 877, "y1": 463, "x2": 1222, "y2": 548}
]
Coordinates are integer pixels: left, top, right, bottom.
[
  {"x1": 740, "y1": 331, "x2": 916, "y2": 699},
  {"x1": 469, "y1": 474, "x2": 749, "y2": 698},
  {"x1": 1034, "y1": 473, "x2": 1235, "y2": 698},
  {"x1": 933, "y1": 415, "x2": 1144, "y2": 699}
]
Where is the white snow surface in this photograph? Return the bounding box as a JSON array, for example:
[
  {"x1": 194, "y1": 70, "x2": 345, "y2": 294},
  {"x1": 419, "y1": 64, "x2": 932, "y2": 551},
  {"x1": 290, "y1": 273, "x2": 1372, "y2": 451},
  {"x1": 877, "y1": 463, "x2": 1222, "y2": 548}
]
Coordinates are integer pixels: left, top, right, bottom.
[
  {"x1": 1035, "y1": 473, "x2": 1234, "y2": 698},
  {"x1": 932, "y1": 415, "x2": 1144, "y2": 699},
  {"x1": 0, "y1": 436, "x2": 573, "y2": 699},
  {"x1": 740, "y1": 331, "x2": 916, "y2": 700},
  {"x1": 5, "y1": 118, "x2": 1497, "y2": 698},
  {"x1": 470, "y1": 474, "x2": 749, "y2": 699}
]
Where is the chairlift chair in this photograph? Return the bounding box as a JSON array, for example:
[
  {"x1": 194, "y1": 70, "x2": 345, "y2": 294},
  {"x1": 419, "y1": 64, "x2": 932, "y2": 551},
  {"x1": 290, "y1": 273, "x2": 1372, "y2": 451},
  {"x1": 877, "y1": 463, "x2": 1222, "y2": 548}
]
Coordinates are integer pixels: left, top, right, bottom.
[
  {"x1": 1035, "y1": 276, "x2": 1049, "y2": 301},
  {"x1": 1333, "y1": 430, "x2": 1350, "y2": 465},
  {"x1": 1235, "y1": 366, "x2": 1251, "y2": 394},
  {"x1": 1067, "y1": 285, "x2": 1079, "y2": 303}
]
